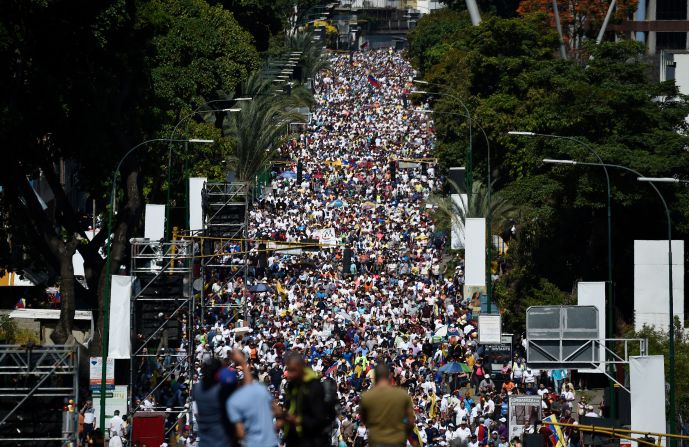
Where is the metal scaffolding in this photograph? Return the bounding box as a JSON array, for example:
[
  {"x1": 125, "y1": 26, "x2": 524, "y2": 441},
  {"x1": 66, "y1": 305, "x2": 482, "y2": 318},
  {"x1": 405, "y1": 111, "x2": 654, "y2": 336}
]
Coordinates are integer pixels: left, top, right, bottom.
[
  {"x1": 0, "y1": 345, "x2": 79, "y2": 444},
  {"x1": 129, "y1": 238, "x2": 194, "y2": 417},
  {"x1": 200, "y1": 182, "x2": 250, "y2": 328}
]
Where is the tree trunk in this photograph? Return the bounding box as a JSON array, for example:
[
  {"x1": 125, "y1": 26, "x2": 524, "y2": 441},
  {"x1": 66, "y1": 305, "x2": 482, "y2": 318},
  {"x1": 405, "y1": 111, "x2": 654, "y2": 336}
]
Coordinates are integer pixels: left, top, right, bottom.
[
  {"x1": 91, "y1": 164, "x2": 142, "y2": 357},
  {"x1": 51, "y1": 236, "x2": 79, "y2": 344}
]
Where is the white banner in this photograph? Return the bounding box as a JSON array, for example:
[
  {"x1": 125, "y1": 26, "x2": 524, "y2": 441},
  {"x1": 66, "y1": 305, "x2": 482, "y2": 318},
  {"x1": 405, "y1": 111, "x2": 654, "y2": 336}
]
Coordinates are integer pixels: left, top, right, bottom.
[
  {"x1": 630, "y1": 355, "x2": 666, "y2": 447},
  {"x1": 189, "y1": 177, "x2": 207, "y2": 232},
  {"x1": 478, "y1": 314, "x2": 501, "y2": 344},
  {"x1": 144, "y1": 204, "x2": 165, "y2": 240},
  {"x1": 313, "y1": 228, "x2": 337, "y2": 246},
  {"x1": 465, "y1": 218, "x2": 486, "y2": 286},
  {"x1": 109, "y1": 275, "x2": 133, "y2": 358},
  {"x1": 634, "y1": 240, "x2": 684, "y2": 331},
  {"x1": 577, "y1": 281, "x2": 606, "y2": 373}
]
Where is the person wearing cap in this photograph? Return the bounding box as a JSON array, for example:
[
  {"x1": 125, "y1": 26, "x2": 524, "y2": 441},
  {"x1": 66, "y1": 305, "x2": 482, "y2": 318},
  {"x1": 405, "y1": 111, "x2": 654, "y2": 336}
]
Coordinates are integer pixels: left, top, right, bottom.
[
  {"x1": 497, "y1": 417, "x2": 508, "y2": 440},
  {"x1": 475, "y1": 417, "x2": 488, "y2": 447},
  {"x1": 453, "y1": 419, "x2": 472, "y2": 447},
  {"x1": 487, "y1": 430, "x2": 499, "y2": 447},
  {"x1": 479, "y1": 374, "x2": 495, "y2": 394},
  {"x1": 584, "y1": 404, "x2": 599, "y2": 418}
]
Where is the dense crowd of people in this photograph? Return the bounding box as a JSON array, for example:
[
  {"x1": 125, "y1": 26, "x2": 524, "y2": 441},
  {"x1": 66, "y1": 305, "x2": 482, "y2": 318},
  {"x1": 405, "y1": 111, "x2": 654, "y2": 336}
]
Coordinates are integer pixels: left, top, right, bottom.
[{"x1": 120, "y1": 48, "x2": 597, "y2": 447}]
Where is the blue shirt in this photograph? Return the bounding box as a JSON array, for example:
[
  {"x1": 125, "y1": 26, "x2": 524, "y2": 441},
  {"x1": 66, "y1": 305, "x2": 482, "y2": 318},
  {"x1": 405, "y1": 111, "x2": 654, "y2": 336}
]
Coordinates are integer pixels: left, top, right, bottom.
[
  {"x1": 227, "y1": 383, "x2": 278, "y2": 447},
  {"x1": 192, "y1": 383, "x2": 230, "y2": 447}
]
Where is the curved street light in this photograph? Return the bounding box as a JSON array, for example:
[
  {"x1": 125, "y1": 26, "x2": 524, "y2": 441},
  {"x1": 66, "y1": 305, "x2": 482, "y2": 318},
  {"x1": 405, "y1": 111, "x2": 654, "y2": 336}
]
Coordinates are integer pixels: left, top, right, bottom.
[
  {"x1": 543, "y1": 158, "x2": 678, "y2": 436},
  {"x1": 100, "y1": 137, "x2": 214, "y2": 433},
  {"x1": 165, "y1": 98, "x2": 252, "y2": 237},
  {"x1": 511, "y1": 131, "x2": 616, "y2": 416},
  {"x1": 416, "y1": 108, "x2": 494, "y2": 308},
  {"x1": 412, "y1": 80, "x2": 474, "y2": 193}
]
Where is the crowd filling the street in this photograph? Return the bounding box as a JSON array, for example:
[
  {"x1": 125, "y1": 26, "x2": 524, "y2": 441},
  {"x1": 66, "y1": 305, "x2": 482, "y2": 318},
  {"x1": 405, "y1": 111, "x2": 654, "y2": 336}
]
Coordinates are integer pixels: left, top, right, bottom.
[{"x1": 118, "y1": 49, "x2": 599, "y2": 447}]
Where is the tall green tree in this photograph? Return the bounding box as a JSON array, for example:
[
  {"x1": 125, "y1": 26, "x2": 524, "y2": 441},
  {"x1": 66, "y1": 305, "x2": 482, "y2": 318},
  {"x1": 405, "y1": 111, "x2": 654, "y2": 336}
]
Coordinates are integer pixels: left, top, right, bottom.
[
  {"x1": 0, "y1": 0, "x2": 259, "y2": 350},
  {"x1": 408, "y1": 11, "x2": 689, "y2": 330},
  {"x1": 223, "y1": 73, "x2": 313, "y2": 181}
]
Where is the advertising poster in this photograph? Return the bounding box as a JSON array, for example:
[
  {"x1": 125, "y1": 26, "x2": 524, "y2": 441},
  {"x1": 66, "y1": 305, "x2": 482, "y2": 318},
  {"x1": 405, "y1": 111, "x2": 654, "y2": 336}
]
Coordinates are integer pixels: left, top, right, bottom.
[
  {"x1": 90, "y1": 357, "x2": 115, "y2": 391},
  {"x1": 508, "y1": 395, "x2": 542, "y2": 440}
]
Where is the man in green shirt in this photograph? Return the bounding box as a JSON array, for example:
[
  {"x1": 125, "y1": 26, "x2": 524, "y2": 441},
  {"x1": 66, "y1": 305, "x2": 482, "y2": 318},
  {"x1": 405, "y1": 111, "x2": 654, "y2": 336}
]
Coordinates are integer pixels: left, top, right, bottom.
[{"x1": 359, "y1": 363, "x2": 416, "y2": 447}]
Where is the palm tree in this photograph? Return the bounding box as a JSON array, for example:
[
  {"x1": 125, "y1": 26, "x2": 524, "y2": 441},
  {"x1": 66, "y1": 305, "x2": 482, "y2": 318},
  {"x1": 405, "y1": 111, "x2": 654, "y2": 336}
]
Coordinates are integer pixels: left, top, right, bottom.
[
  {"x1": 286, "y1": 31, "x2": 331, "y2": 86},
  {"x1": 427, "y1": 180, "x2": 521, "y2": 236},
  {"x1": 221, "y1": 73, "x2": 311, "y2": 181}
]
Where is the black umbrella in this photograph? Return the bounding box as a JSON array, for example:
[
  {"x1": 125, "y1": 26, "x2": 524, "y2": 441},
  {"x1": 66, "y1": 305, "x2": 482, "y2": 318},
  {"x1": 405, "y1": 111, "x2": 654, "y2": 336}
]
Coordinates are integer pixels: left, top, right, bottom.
[{"x1": 248, "y1": 283, "x2": 275, "y2": 293}]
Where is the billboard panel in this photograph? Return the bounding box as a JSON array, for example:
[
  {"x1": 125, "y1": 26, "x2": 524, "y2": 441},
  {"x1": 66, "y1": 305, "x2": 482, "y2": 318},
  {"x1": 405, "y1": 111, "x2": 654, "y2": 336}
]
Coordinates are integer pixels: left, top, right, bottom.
[
  {"x1": 508, "y1": 396, "x2": 542, "y2": 440},
  {"x1": 189, "y1": 177, "x2": 207, "y2": 232},
  {"x1": 630, "y1": 355, "x2": 666, "y2": 447},
  {"x1": 577, "y1": 281, "x2": 606, "y2": 373},
  {"x1": 634, "y1": 240, "x2": 684, "y2": 332},
  {"x1": 478, "y1": 314, "x2": 502, "y2": 344},
  {"x1": 465, "y1": 218, "x2": 485, "y2": 286},
  {"x1": 144, "y1": 204, "x2": 165, "y2": 241}
]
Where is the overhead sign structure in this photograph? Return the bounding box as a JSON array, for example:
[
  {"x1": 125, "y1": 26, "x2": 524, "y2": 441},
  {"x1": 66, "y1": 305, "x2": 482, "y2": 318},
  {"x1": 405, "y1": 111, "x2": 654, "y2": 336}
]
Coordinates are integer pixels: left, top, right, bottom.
[
  {"x1": 90, "y1": 357, "x2": 115, "y2": 391},
  {"x1": 478, "y1": 314, "x2": 502, "y2": 344},
  {"x1": 577, "y1": 281, "x2": 606, "y2": 373},
  {"x1": 526, "y1": 305, "x2": 599, "y2": 369}
]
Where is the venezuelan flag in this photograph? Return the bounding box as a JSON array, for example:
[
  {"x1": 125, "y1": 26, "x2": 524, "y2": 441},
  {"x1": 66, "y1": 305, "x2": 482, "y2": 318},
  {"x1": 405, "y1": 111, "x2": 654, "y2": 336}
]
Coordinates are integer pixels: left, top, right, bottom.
[
  {"x1": 367, "y1": 74, "x2": 381, "y2": 88},
  {"x1": 544, "y1": 414, "x2": 566, "y2": 447},
  {"x1": 407, "y1": 424, "x2": 424, "y2": 446}
]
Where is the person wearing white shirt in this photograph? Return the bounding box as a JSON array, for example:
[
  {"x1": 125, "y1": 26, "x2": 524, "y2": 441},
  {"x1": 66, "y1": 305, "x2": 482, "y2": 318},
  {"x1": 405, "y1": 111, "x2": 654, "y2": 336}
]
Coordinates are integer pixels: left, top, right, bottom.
[
  {"x1": 108, "y1": 410, "x2": 124, "y2": 437},
  {"x1": 455, "y1": 406, "x2": 468, "y2": 426},
  {"x1": 455, "y1": 420, "x2": 472, "y2": 446}
]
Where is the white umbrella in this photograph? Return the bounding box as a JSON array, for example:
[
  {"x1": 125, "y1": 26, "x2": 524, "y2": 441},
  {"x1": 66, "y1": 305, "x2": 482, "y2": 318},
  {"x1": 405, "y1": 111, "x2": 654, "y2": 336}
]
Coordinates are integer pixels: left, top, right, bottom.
[
  {"x1": 231, "y1": 327, "x2": 253, "y2": 334},
  {"x1": 434, "y1": 325, "x2": 448, "y2": 338}
]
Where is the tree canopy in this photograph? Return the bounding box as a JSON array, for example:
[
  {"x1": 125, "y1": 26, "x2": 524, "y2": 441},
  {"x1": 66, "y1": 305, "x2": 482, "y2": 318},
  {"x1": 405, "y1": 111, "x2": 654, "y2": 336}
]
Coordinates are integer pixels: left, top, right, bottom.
[
  {"x1": 0, "y1": 0, "x2": 295, "y2": 349},
  {"x1": 407, "y1": 11, "x2": 689, "y2": 329}
]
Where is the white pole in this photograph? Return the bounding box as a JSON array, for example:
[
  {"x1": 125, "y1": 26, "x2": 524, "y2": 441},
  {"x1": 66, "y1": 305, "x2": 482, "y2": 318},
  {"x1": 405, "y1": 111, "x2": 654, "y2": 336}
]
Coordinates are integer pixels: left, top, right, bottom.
[{"x1": 465, "y1": 0, "x2": 482, "y2": 25}]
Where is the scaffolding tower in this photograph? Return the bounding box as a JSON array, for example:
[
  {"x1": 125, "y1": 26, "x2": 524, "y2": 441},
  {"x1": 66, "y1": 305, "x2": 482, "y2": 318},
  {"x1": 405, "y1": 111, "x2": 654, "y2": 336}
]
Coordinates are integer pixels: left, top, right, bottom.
[
  {"x1": 200, "y1": 182, "x2": 250, "y2": 329},
  {"x1": 129, "y1": 238, "x2": 193, "y2": 417},
  {"x1": 0, "y1": 345, "x2": 79, "y2": 445}
]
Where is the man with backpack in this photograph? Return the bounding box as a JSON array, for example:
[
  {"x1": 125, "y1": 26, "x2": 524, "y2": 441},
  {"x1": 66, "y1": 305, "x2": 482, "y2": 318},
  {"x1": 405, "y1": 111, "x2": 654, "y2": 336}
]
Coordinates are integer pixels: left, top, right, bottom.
[{"x1": 279, "y1": 352, "x2": 334, "y2": 447}]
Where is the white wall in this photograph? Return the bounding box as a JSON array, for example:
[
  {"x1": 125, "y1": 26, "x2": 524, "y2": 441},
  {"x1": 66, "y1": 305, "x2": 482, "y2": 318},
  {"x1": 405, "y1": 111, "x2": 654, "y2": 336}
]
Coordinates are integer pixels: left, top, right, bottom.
[
  {"x1": 465, "y1": 218, "x2": 486, "y2": 286},
  {"x1": 578, "y1": 282, "x2": 606, "y2": 373},
  {"x1": 630, "y1": 355, "x2": 666, "y2": 447},
  {"x1": 634, "y1": 240, "x2": 684, "y2": 332}
]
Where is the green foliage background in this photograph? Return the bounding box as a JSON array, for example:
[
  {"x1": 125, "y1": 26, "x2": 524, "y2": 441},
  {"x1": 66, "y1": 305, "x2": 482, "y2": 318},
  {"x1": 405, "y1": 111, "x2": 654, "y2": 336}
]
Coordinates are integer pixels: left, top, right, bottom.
[{"x1": 407, "y1": 11, "x2": 689, "y2": 333}]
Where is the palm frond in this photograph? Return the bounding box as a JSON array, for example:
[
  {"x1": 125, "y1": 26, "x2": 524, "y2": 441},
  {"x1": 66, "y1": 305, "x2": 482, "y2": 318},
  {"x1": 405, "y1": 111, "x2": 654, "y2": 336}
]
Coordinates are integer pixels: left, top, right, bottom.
[{"x1": 428, "y1": 180, "x2": 521, "y2": 235}]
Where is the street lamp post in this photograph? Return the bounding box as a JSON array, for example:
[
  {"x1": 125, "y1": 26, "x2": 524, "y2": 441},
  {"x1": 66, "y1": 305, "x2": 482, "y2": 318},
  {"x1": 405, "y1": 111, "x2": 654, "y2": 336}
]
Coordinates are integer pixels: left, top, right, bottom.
[
  {"x1": 510, "y1": 131, "x2": 616, "y2": 417},
  {"x1": 417, "y1": 109, "x2": 493, "y2": 309},
  {"x1": 165, "y1": 98, "x2": 251, "y2": 239},
  {"x1": 544, "y1": 159, "x2": 682, "y2": 438},
  {"x1": 412, "y1": 81, "x2": 473, "y2": 194},
  {"x1": 100, "y1": 137, "x2": 214, "y2": 434}
]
